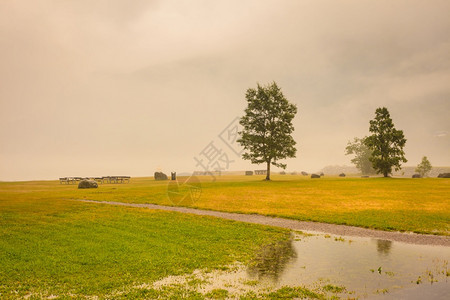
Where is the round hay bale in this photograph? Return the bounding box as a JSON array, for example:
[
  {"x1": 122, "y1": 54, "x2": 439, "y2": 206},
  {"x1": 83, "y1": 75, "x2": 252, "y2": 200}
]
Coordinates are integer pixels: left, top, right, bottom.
[
  {"x1": 78, "y1": 180, "x2": 98, "y2": 189},
  {"x1": 154, "y1": 172, "x2": 168, "y2": 180},
  {"x1": 437, "y1": 173, "x2": 450, "y2": 178}
]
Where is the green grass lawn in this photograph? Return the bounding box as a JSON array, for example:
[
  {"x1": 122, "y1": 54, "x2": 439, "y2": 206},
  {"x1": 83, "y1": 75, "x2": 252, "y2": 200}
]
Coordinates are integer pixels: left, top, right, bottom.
[
  {"x1": 1, "y1": 175, "x2": 449, "y2": 235},
  {"x1": 0, "y1": 195, "x2": 292, "y2": 298}
]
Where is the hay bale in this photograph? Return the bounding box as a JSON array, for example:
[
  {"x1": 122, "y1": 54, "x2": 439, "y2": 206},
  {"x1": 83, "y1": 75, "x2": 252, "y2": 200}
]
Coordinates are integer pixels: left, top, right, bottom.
[
  {"x1": 311, "y1": 174, "x2": 320, "y2": 179},
  {"x1": 154, "y1": 172, "x2": 168, "y2": 180},
  {"x1": 78, "y1": 180, "x2": 98, "y2": 189},
  {"x1": 437, "y1": 173, "x2": 450, "y2": 178}
]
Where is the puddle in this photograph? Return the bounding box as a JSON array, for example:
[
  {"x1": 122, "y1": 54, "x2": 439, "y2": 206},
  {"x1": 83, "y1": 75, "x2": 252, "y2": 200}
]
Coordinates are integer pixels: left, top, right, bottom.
[
  {"x1": 248, "y1": 232, "x2": 449, "y2": 298},
  {"x1": 130, "y1": 232, "x2": 449, "y2": 299}
]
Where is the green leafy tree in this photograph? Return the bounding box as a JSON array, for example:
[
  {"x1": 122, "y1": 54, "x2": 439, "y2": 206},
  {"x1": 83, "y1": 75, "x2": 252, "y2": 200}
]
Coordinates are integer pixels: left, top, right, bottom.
[
  {"x1": 345, "y1": 137, "x2": 376, "y2": 175},
  {"x1": 237, "y1": 82, "x2": 297, "y2": 181},
  {"x1": 365, "y1": 107, "x2": 407, "y2": 177},
  {"x1": 415, "y1": 156, "x2": 432, "y2": 177}
]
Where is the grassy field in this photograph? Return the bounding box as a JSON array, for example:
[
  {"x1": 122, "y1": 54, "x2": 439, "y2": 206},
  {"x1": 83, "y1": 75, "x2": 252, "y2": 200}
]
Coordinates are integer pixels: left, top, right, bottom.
[
  {"x1": 0, "y1": 194, "x2": 296, "y2": 298},
  {"x1": 1, "y1": 175, "x2": 449, "y2": 235},
  {"x1": 0, "y1": 176, "x2": 448, "y2": 298}
]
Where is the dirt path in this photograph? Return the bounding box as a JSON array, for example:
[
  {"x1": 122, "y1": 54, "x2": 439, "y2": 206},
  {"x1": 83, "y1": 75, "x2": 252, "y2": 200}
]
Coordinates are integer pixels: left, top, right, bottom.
[{"x1": 75, "y1": 199, "x2": 449, "y2": 247}]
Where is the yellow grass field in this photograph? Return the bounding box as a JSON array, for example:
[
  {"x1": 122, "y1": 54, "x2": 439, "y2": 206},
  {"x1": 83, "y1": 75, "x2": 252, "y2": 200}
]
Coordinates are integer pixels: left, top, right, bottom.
[{"x1": 1, "y1": 175, "x2": 449, "y2": 235}]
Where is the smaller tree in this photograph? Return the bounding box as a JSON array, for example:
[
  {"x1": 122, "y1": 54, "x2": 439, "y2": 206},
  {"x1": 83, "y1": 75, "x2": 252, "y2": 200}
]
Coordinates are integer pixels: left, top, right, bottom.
[
  {"x1": 365, "y1": 107, "x2": 407, "y2": 177},
  {"x1": 415, "y1": 156, "x2": 432, "y2": 177},
  {"x1": 345, "y1": 137, "x2": 376, "y2": 175}
]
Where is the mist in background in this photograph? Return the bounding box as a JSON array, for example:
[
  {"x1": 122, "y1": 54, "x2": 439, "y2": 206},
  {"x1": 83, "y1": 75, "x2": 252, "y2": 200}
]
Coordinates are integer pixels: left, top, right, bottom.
[{"x1": 1, "y1": 0, "x2": 449, "y2": 181}]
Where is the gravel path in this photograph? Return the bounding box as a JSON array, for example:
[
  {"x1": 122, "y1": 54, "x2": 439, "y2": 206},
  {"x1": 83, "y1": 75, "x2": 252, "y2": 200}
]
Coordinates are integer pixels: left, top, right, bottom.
[{"x1": 75, "y1": 199, "x2": 449, "y2": 247}]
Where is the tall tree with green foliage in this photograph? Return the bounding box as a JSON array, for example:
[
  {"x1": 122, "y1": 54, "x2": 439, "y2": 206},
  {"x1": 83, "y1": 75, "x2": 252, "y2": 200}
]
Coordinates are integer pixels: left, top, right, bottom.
[
  {"x1": 365, "y1": 107, "x2": 407, "y2": 177},
  {"x1": 345, "y1": 137, "x2": 376, "y2": 175},
  {"x1": 237, "y1": 82, "x2": 297, "y2": 181},
  {"x1": 415, "y1": 156, "x2": 432, "y2": 177}
]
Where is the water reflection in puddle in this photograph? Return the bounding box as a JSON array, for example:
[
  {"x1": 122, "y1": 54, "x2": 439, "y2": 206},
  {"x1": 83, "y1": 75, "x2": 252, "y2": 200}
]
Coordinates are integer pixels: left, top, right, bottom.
[
  {"x1": 247, "y1": 232, "x2": 449, "y2": 298},
  {"x1": 247, "y1": 237, "x2": 297, "y2": 281}
]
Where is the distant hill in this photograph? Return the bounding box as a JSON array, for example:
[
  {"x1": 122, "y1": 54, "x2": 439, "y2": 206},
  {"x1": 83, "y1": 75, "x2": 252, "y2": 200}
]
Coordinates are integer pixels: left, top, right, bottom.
[
  {"x1": 392, "y1": 166, "x2": 450, "y2": 178},
  {"x1": 319, "y1": 165, "x2": 359, "y2": 175},
  {"x1": 184, "y1": 167, "x2": 450, "y2": 178},
  {"x1": 319, "y1": 165, "x2": 450, "y2": 177}
]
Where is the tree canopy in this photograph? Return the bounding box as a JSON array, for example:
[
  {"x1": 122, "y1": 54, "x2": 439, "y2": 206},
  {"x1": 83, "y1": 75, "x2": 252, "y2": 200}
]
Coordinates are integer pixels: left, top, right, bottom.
[
  {"x1": 415, "y1": 156, "x2": 432, "y2": 177},
  {"x1": 237, "y1": 82, "x2": 297, "y2": 180},
  {"x1": 345, "y1": 137, "x2": 376, "y2": 175},
  {"x1": 365, "y1": 107, "x2": 407, "y2": 177}
]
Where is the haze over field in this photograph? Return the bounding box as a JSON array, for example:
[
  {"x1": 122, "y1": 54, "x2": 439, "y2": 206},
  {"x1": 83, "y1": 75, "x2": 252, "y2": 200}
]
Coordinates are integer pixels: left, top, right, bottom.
[{"x1": 1, "y1": 0, "x2": 449, "y2": 181}]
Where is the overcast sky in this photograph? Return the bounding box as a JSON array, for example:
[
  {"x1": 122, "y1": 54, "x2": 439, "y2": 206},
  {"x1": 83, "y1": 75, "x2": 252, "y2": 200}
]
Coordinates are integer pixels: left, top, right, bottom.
[{"x1": 1, "y1": 0, "x2": 449, "y2": 181}]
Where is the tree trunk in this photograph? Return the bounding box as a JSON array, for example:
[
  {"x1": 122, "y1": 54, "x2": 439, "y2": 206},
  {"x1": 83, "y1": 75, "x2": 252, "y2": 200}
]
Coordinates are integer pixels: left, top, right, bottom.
[
  {"x1": 265, "y1": 160, "x2": 271, "y2": 181},
  {"x1": 383, "y1": 171, "x2": 388, "y2": 177}
]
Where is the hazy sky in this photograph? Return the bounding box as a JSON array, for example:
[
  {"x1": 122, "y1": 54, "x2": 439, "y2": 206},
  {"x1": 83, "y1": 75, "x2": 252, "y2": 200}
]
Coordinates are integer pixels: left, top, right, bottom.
[{"x1": 1, "y1": 0, "x2": 449, "y2": 181}]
